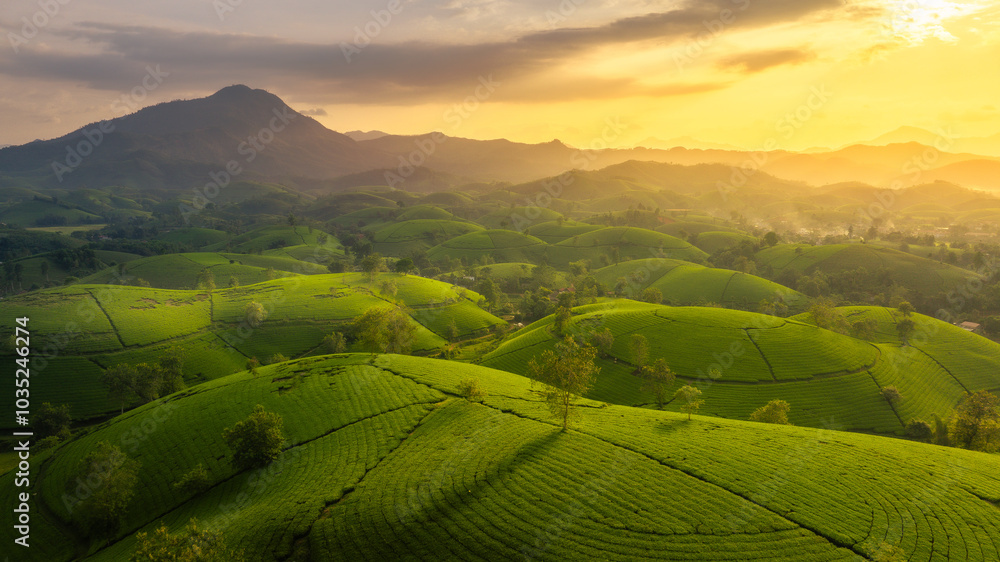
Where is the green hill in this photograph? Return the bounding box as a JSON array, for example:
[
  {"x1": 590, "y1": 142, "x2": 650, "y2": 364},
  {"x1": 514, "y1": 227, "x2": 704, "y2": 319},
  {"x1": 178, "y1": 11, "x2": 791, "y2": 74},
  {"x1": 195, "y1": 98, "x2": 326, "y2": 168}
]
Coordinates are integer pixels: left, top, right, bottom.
[
  {"x1": 480, "y1": 301, "x2": 1000, "y2": 433},
  {"x1": 396, "y1": 205, "x2": 457, "y2": 221},
  {"x1": 6, "y1": 354, "x2": 1000, "y2": 561},
  {"x1": 524, "y1": 220, "x2": 602, "y2": 243},
  {"x1": 427, "y1": 230, "x2": 547, "y2": 265},
  {"x1": 0, "y1": 274, "x2": 503, "y2": 426},
  {"x1": 546, "y1": 227, "x2": 708, "y2": 267},
  {"x1": 692, "y1": 231, "x2": 758, "y2": 254},
  {"x1": 155, "y1": 227, "x2": 230, "y2": 249},
  {"x1": 372, "y1": 219, "x2": 484, "y2": 255},
  {"x1": 203, "y1": 225, "x2": 341, "y2": 254},
  {"x1": 77, "y1": 252, "x2": 329, "y2": 289},
  {"x1": 656, "y1": 220, "x2": 742, "y2": 238},
  {"x1": 0, "y1": 198, "x2": 103, "y2": 227},
  {"x1": 476, "y1": 206, "x2": 565, "y2": 230},
  {"x1": 756, "y1": 243, "x2": 981, "y2": 295},
  {"x1": 592, "y1": 258, "x2": 807, "y2": 308}
]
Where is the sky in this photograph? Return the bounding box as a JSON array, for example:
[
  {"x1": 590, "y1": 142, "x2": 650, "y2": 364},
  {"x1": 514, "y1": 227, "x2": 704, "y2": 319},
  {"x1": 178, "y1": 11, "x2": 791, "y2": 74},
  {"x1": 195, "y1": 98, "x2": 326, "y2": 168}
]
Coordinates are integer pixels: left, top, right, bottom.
[{"x1": 1, "y1": 0, "x2": 998, "y2": 150}]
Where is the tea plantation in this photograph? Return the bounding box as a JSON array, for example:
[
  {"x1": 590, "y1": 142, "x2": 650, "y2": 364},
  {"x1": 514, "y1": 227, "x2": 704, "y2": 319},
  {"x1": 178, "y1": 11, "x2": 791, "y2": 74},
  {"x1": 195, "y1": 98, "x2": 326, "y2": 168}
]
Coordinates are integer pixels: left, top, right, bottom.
[
  {"x1": 481, "y1": 301, "x2": 1000, "y2": 433},
  {"x1": 4, "y1": 355, "x2": 1000, "y2": 560},
  {"x1": 0, "y1": 274, "x2": 503, "y2": 427}
]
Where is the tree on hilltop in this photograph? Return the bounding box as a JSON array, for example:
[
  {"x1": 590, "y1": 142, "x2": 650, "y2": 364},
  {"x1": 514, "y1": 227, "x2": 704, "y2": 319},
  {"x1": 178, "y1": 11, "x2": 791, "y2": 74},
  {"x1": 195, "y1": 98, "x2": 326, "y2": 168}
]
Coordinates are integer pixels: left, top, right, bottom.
[{"x1": 528, "y1": 336, "x2": 600, "y2": 431}]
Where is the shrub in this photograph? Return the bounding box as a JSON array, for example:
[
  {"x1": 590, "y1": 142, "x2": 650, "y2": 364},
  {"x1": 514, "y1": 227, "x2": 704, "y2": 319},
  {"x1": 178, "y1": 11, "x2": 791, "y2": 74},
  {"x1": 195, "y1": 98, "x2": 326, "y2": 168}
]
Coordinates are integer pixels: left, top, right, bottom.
[
  {"x1": 130, "y1": 518, "x2": 245, "y2": 562},
  {"x1": 750, "y1": 399, "x2": 791, "y2": 425},
  {"x1": 880, "y1": 386, "x2": 902, "y2": 406},
  {"x1": 457, "y1": 378, "x2": 487, "y2": 402},
  {"x1": 905, "y1": 419, "x2": 934, "y2": 441},
  {"x1": 174, "y1": 463, "x2": 211, "y2": 495}
]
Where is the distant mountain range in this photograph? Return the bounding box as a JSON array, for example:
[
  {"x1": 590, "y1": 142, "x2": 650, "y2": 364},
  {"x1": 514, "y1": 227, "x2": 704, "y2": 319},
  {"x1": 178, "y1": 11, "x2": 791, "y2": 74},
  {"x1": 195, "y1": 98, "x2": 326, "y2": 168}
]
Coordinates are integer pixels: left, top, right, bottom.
[{"x1": 1, "y1": 85, "x2": 999, "y2": 194}]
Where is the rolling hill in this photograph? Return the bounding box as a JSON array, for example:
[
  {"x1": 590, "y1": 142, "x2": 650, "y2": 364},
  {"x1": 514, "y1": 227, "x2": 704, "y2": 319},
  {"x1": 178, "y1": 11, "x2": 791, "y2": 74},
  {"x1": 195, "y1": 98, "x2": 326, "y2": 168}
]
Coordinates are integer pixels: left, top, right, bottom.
[
  {"x1": 5, "y1": 354, "x2": 1000, "y2": 561},
  {"x1": 480, "y1": 300, "x2": 1000, "y2": 433},
  {"x1": 756, "y1": 243, "x2": 983, "y2": 295},
  {"x1": 592, "y1": 259, "x2": 807, "y2": 309},
  {"x1": 0, "y1": 274, "x2": 503, "y2": 427}
]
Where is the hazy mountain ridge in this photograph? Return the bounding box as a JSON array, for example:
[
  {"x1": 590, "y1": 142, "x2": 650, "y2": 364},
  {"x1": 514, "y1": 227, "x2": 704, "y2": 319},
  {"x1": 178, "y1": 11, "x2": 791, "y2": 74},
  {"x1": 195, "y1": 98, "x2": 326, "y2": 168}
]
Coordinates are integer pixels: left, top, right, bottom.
[{"x1": 2, "y1": 85, "x2": 1000, "y2": 195}]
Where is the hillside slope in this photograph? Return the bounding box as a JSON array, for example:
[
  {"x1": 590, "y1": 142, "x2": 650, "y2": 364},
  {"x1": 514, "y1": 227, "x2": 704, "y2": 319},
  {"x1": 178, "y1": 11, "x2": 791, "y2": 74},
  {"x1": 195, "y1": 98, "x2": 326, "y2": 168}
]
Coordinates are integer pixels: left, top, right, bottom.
[{"x1": 4, "y1": 355, "x2": 1000, "y2": 561}]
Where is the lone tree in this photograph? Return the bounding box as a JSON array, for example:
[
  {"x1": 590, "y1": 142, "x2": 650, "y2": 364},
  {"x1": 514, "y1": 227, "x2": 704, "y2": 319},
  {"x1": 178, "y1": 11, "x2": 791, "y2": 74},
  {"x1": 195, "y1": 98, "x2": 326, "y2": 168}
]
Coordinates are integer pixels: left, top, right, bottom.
[
  {"x1": 896, "y1": 318, "x2": 916, "y2": 346},
  {"x1": 69, "y1": 441, "x2": 140, "y2": 537},
  {"x1": 527, "y1": 336, "x2": 601, "y2": 431},
  {"x1": 640, "y1": 358, "x2": 675, "y2": 409},
  {"x1": 948, "y1": 390, "x2": 1000, "y2": 452},
  {"x1": 639, "y1": 287, "x2": 663, "y2": 304},
  {"x1": 361, "y1": 252, "x2": 385, "y2": 283},
  {"x1": 222, "y1": 405, "x2": 285, "y2": 471},
  {"x1": 674, "y1": 385, "x2": 704, "y2": 421},
  {"x1": 897, "y1": 301, "x2": 915, "y2": 317},
  {"x1": 628, "y1": 334, "x2": 649, "y2": 369},
  {"x1": 197, "y1": 268, "x2": 215, "y2": 292},
  {"x1": 131, "y1": 518, "x2": 246, "y2": 562},
  {"x1": 749, "y1": 399, "x2": 791, "y2": 425},
  {"x1": 245, "y1": 301, "x2": 267, "y2": 328},
  {"x1": 589, "y1": 328, "x2": 614, "y2": 358},
  {"x1": 353, "y1": 307, "x2": 417, "y2": 354}
]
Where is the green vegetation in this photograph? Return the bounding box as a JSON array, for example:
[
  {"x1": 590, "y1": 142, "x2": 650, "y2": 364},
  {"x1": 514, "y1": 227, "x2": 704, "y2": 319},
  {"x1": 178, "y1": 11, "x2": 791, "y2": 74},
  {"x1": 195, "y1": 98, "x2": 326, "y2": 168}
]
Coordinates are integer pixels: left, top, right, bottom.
[
  {"x1": 483, "y1": 301, "x2": 1000, "y2": 434},
  {"x1": 5, "y1": 355, "x2": 1000, "y2": 560}
]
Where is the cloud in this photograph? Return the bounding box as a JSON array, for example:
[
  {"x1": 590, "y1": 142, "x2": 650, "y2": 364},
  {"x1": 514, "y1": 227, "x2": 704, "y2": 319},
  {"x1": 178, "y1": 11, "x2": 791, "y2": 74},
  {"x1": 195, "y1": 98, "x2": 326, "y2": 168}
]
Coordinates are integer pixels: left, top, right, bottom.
[
  {"x1": 299, "y1": 108, "x2": 329, "y2": 116},
  {"x1": 715, "y1": 47, "x2": 818, "y2": 73},
  {"x1": 0, "y1": 0, "x2": 845, "y2": 105}
]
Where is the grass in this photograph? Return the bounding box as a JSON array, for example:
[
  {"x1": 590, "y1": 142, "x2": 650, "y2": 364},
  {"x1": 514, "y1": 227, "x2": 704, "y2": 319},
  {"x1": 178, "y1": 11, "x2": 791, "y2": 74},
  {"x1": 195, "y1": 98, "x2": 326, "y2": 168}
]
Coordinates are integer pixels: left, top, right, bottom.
[
  {"x1": 481, "y1": 301, "x2": 1000, "y2": 434},
  {"x1": 8, "y1": 354, "x2": 1000, "y2": 561},
  {"x1": 693, "y1": 231, "x2": 758, "y2": 254}
]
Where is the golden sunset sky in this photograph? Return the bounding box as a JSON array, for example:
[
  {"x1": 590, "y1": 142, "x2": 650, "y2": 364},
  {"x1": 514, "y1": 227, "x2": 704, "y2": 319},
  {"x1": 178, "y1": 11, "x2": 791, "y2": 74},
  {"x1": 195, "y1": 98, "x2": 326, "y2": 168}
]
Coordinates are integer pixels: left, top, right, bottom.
[{"x1": 1, "y1": 0, "x2": 998, "y2": 150}]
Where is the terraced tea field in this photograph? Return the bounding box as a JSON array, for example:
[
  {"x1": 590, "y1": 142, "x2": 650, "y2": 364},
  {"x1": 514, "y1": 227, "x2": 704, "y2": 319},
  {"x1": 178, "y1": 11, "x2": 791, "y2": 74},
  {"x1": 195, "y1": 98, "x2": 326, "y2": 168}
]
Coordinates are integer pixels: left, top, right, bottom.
[
  {"x1": 5, "y1": 354, "x2": 1000, "y2": 561},
  {"x1": 546, "y1": 227, "x2": 708, "y2": 266},
  {"x1": 0, "y1": 274, "x2": 503, "y2": 427},
  {"x1": 756, "y1": 243, "x2": 981, "y2": 295},
  {"x1": 593, "y1": 258, "x2": 807, "y2": 308},
  {"x1": 481, "y1": 301, "x2": 1000, "y2": 433},
  {"x1": 371, "y1": 219, "x2": 484, "y2": 254},
  {"x1": 427, "y1": 230, "x2": 548, "y2": 264},
  {"x1": 78, "y1": 252, "x2": 330, "y2": 289}
]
